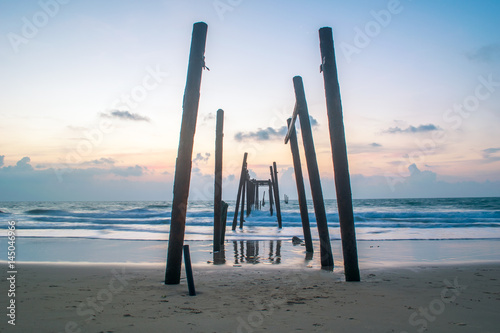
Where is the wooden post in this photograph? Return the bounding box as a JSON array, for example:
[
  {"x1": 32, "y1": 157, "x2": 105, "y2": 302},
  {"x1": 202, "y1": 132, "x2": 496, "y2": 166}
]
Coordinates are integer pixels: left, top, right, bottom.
[
  {"x1": 273, "y1": 162, "x2": 283, "y2": 228},
  {"x1": 268, "y1": 180, "x2": 274, "y2": 216},
  {"x1": 293, "y1": 75, "x2": 334, "y2": 269},
  {"x1": 213, "y1": 109, "x2": 224, "y2": 253},
  {"x1": 165, "y1": 22, "x2": 208, "y2": 285},
  {"x1": 286, "y1": 118, "x2": 313, "y2": 253},
  {"x1": 319, "y1": 27, "x2": 360, "y2": 281},
  {"x1": 255, "y1": 183, "x2": 259, "y2": 210},
  {"x1": 183, "y1": 245, "x2": 196, "y2": 296},
  {"x1": 240, "y1": 176, "x2": 246, "y2": 228},
  {"x1": 220, "y1": 201, "x2": 229, "y2": 244},
  {"x1": 246, "y1": 175, "x2": 252, "y2": 216},
  {"x1": 232, "y1": 153, "x2": 248, "y2": 230},
  {"x1": 269, "y1": 167, "x2": 277, "y2": 218}
]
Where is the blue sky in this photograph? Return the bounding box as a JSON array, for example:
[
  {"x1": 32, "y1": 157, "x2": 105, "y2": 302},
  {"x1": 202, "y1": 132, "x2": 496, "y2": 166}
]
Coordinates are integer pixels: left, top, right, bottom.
[{"x1": 1, "y1": 0, "x2": 499, "y2": 201}]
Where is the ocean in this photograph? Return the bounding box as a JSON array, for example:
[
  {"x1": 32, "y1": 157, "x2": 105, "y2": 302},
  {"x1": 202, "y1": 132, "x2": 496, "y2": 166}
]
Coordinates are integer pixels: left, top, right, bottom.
[{"x1": 1, "y1": 197, "x2": 499, "y2": 242}]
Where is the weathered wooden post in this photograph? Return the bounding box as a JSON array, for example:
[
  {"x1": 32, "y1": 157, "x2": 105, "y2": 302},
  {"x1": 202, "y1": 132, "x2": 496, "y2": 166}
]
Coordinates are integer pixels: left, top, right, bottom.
[
  {"x1": 293, "y1": 75, "x2": 334, "y2": 269},
  {"x1": 165, "y1": 22, "x2": 208, "y2": 285},
  {"x1": 255, "y1": 183, "x2": 259, "y2": 210},
  {"x1": 232, "y1": 153, "x2": 248, "y2": 230},
  {"x1": 269, "y1": 167, "x2": 278, "y2": 220},
  {"x1": 268, "y1": 180, "x2": 274, "y2": 216},
  {"x1": 273, "y1": 162, "x2": 283, "y2": 228},
  {"x1": 213, "y1": 109, "x2": 224, "y2": 252},
  {"x1": 183, "y1": 245, "x2": 196, "y2": 296},
  {"x1": 246, "y1": 176, "x2": 253, "y2": 216},
  {"x1": 240, "y1": 175, "x2": 246, "y2": 228},
  {"x1": 319, "y1": 27, "x2": 360, "y2": 281},
  {"x1": 286, "y1": 118, "x2": 313, "y2": 253},
  {"x1": 220, "y1": 200, "x2": 229, "y2": 244}
]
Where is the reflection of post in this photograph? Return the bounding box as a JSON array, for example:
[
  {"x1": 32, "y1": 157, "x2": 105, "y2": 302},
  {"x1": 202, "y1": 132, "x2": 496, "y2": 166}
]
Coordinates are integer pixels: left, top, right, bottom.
[
  {"x1": 319, "y1": 27, "x2": 360, "y2": 281},
  {"x1": 269, "y1": 240, "x2": 274, "y2": 260},
  {"x1": 286, "y1": 118, "x2": 313, "y2": 253},
  {"x1": 276, "y1": 240, "x2": 282, "y2": 264},
  {"x1": 240, "y1": 241, "x2": 244, "y2": 263},
  {"x1": 268, "y1": 180, "x2": 274, "y2": 216},
  {"x1": 165, "y1": 22, "x2": 208, "y2": 285},
  {"x1": 233, "y1": 241, "x2": 238, "y2": 264},
  {"x1": 273, "y1": 162, "x2": 282, "y2": 228},
  {"x1": 232, "y1": 153, "x2": 247, "y2": 230},
  {"x1": 213, "y1": 109, "x2": 224, "y2": 252},
  {"x1": 293, "y1": 76, "x2": 334, "y2": 269}
]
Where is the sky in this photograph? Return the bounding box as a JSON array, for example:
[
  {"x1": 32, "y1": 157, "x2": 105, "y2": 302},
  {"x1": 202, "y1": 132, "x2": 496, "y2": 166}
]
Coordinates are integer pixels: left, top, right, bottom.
[{"x1": 1, "y1": 0, "x2": 499, "y2": 201}]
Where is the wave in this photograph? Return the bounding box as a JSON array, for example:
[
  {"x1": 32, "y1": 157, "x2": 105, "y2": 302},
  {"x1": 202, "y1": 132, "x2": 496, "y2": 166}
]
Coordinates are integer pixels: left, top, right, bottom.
[
  {"x1": 2, "y1": 198, "x2": 497, "y2": 241},
  {"x1": 26, "y1": 209, "x2": 68, "y2": 215}
]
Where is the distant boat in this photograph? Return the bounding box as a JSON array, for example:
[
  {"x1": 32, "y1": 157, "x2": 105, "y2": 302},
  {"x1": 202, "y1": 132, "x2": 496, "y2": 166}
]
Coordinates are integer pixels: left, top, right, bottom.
[{"x1": 284, "y1": 194, "x2": 289, "y2": 204}]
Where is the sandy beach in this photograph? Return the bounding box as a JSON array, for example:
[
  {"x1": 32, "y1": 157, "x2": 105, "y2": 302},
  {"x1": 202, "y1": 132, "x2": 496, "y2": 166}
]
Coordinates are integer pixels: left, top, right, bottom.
[{"x1": 2, "y1": 258, "x2": 499, "y2": 332}]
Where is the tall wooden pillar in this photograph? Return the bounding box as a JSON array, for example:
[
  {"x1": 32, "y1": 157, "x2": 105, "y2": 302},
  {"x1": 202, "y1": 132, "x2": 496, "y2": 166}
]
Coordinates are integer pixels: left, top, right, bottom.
[
  {"x1": 319, "y1": 27, "x2": 360, "y2": 281},
  {"x1": 165, "y1": 22, "x2": 208, "y2": 284}
]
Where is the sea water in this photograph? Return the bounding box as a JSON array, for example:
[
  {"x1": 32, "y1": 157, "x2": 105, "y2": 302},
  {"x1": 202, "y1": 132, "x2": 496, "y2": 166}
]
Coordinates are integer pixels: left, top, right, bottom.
[{"x1": 1, "y1": 197, "x2": 499, "y2": 241}]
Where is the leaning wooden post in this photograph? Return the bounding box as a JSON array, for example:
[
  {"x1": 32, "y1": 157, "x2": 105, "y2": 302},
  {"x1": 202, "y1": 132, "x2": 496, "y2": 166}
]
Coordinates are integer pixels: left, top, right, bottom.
[
  {"x1": 232, "y1": 153, "x2": 248, "y2": 230},
  {"x1": 268, "y1": 180, "x2": 274, "y2": 216},
  {"x1": 273, "y1": 162, "x2": 283, "y2": 228},
  {"x1": 286, "y1": 118, "x2": 313, "y2": 253},
  {"x1": 269, "y1": 166, "x2": 277, "y2": 218},
  {"x1": 319, "y1": 27, "x2": 360, "y2": 281},
  {"x1": 213, "y1": 109, "x2": 224, "y2": 252},
  {"x1": 220, "y1": 201, "x2": 229, "y2": 244},
  {"x1": 165, "y1": 22, "x2": 208, "y2": 285},
  {"x1": 240, "y1": 176, "x2": 246, "y2": 228},
  {"x1": 293, "y1": 75, "x2": 334, "y2": 269},
  {"x1": 183, "y1": 245, "x2": 196, "y2": 296}
]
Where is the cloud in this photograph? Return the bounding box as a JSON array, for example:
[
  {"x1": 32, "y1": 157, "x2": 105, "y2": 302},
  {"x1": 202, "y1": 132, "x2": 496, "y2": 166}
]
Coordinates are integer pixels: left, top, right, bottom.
[
  {"x1": 309, "y1": 115, "x2": 319, "y2": 127},
  {"x1": 1, "y1": 156, "x2": 35, "y2": 171},
  {"x1": 81, "y1": 157, "x2": 117, "y2": 166},
  {"x1": 193, "y1": 152, "x2": 210, "y2": 164},
  {"x1": 482, "y1": 147, "x2": 500, "y2": 162},
  {"x1": 467, "y1": 43, "x2": 500, "y2": 63},
  {"x1": 0, "y1": 155, "x2": 4, "y2": 167},
  {"x1": 111, "y1": 165, "x2": 144, "y2": 177},
  {"x1": 234, "y1": 126, "x2": 288, "y2": 142},
  {"x1": 102, "y1": 110, "x2": 150, "y2": 122},
  {"x1": 203, "y1": 113, "x2": 215, "y2": 122},
  {"x1": 347, "y1": 163, "x2": 500, "y2": 199},
  {"x1": 384, "y1": 124, "x2": 441, "y2": 134},
  {"x1": 370, "y1": 142, "x2": 382, "y2": 148}
]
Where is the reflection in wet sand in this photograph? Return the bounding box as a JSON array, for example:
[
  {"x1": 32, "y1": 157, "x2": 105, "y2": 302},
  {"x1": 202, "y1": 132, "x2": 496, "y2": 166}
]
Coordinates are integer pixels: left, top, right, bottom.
[{"x1": 232, "y1": 240, "x2": 281, "y2": 265}]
